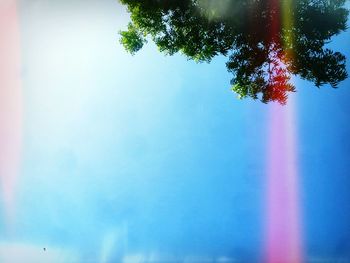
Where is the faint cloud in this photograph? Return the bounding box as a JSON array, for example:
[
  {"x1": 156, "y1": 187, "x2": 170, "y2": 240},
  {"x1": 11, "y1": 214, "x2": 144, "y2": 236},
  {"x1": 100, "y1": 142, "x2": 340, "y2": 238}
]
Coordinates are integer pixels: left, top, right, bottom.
[
  {"x1": 121, "y1": 253, "x2": 238, "y2": 263},
  {"x1": 0, "y1": 242, "x2": 79, "y2": 263},
  {"x1": 123, "y1": 253, "x2": 146, "y2": 263},
  {"x1": 100, "y1": 224, "x2": 128, "y2": 263}
]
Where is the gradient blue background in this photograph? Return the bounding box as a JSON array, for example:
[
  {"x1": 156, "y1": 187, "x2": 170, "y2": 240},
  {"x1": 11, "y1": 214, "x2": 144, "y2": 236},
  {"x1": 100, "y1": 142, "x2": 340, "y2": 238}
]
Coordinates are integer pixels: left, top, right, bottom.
[{"x1": 0, "y1": 0, "x2": 349, "y2": 262}]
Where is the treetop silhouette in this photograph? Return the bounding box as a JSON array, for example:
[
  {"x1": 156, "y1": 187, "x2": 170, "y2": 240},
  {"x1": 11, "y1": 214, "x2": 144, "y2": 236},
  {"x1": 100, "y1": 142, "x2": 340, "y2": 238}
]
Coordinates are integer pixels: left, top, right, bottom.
[{"x1": 119, "y1": 0, "x2": 348, "y2": 104}]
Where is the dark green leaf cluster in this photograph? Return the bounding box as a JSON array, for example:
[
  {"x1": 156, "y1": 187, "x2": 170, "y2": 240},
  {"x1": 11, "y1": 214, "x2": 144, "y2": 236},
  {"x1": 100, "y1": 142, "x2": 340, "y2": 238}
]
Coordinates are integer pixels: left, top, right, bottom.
[{"x1": 119, "y1": 0, "x2": 348, "y2": 104}]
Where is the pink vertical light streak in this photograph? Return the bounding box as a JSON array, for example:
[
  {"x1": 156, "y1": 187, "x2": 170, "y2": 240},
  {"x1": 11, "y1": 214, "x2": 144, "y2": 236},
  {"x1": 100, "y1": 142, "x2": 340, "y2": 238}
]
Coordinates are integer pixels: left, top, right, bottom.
[
  {"x1": 0, "y1": 0, "x2": 23, "y2": 232},
  {"x1": 265, "y1": 97, "x2": 303, "y2": 263},
  {"x1": 264, "y1": 0, "x2": 303, "y2": 261}
]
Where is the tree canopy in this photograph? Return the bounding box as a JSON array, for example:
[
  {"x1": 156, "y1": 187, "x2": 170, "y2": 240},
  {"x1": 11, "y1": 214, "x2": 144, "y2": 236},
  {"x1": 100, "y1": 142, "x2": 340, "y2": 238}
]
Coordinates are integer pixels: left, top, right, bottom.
[{"x1": 119, "y1": 0, "x2": 348, "y2": 104}]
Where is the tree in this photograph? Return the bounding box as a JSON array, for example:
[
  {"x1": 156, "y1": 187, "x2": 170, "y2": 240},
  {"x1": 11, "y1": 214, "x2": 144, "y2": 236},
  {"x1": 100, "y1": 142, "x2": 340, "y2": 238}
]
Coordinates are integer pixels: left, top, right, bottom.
[{"x1": 119, "y1": 0, "x2": 348, "y2": 104}]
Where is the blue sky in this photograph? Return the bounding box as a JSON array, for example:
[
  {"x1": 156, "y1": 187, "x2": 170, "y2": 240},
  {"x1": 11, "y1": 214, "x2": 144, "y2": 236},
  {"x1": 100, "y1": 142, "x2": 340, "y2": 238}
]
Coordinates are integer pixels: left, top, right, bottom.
[{"x1": 0, "y1": 0, "x2": 349, "y2": 262}]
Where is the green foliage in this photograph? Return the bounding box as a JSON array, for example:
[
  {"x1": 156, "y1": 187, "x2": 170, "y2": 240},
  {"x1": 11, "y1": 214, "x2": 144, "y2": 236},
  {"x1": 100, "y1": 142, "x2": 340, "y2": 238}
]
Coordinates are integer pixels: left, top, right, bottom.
[
  {"x1": 119, "y1": 0, "x2": 348, "y2": 104},
  {"x1": 119, "y1": 23, "x2": 146, "y2": 55}
]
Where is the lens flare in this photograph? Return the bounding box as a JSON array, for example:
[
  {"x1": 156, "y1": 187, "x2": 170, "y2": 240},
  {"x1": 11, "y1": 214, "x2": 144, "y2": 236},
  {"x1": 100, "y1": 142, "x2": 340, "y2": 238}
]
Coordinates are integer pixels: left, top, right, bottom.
[
  {"x1": 265, "y1": 0, "x2": 303, "y2": 262},
  {"x1": 266, "y1": 98, "x2": 303, "y2": 263},
  {"x1": 0, "y1": 0, "x2": 23, "y2": 233}
]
